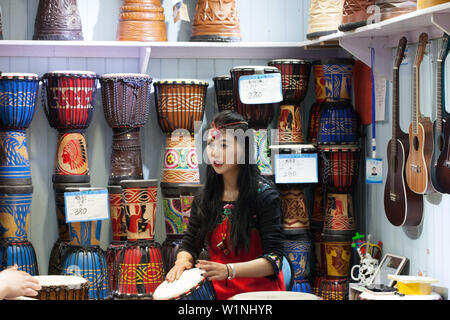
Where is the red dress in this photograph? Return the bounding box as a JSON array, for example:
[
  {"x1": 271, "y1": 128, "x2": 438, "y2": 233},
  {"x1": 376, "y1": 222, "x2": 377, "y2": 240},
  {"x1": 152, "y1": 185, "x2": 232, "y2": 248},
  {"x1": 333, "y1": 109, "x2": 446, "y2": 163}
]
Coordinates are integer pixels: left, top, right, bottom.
[{"x1": 208, "y1": 203, "x2": 285, "y2": 300}]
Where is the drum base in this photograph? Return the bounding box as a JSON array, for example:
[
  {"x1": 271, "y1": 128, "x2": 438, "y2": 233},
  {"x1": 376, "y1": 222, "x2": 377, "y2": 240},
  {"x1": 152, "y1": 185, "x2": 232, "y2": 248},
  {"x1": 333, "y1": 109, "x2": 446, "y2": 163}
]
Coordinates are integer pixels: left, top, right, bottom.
[{"x1": 0, "y1": 240, "x2": 39, "y2": 275}]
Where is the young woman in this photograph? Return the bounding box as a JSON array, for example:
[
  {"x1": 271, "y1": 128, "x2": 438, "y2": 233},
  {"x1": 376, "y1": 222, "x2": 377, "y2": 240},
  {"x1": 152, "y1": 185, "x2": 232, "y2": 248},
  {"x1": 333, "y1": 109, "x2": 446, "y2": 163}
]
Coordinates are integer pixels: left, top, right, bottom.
[{"x1": 165, "y1": 111, "x2": 286, "y2": 300}]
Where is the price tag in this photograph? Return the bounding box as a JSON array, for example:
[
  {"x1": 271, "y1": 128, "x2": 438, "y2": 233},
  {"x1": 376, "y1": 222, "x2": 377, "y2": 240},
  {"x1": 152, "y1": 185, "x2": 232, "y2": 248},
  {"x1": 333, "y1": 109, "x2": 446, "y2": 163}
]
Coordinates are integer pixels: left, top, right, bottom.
[
  {"x1": 366, "y1": 158, "x2": 383, "y2": 184},
  {"x1": 239, "y1": 73, "x2": 283, "y2": 105},
  {"x1": 64, "y1": 188, "x2": 110, "y2": 223},
  {"x1": 274, "y1": 153, "x2": 318, "y2": 184}
]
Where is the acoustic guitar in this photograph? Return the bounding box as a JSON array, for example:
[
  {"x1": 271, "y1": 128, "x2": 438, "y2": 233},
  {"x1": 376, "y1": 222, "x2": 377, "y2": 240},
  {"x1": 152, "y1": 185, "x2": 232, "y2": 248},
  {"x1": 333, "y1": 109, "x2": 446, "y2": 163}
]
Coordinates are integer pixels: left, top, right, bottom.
[
  {"x1": 406, "y1": 32, "x2": 435, "y2": 195},
  {"x1": 431, "y1": 33, "x2": 450, "y2": 194},
  {"x1": 384, "y1": 37, "x2": 423, "y2": 227}
]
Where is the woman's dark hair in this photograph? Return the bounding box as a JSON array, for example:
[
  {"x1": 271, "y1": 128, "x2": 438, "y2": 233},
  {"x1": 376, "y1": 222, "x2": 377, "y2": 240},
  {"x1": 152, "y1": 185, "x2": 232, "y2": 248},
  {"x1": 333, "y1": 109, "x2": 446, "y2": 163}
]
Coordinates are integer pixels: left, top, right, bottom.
[{"x1": 197, "y1": 110, "x2": 263, "y2": 253}]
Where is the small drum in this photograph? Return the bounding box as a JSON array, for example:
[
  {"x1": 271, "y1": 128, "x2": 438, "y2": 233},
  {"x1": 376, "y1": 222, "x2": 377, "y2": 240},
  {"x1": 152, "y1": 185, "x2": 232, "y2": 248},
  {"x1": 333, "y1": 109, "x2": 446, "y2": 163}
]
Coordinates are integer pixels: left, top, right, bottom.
[
  {"x1": 268, "y1": 59, "x2": 312, "y2": 105},
  {"x1": 254, "y1": 129, "x2": 272, "y2": 176},
  {"x1": 108, "y1": 185, "x2": 127, "y2": 242},
  {"x1": 153, "y1": 268, "x2": 217, "y2": 300},
  {"x1": 306, "y1": 0, "x2": 345, "y2": 39},
  {"x1": 0, "y1": 73, "x2": 40, "y2": 129},
  {"x1": 162, "y1": 134, "x2": 200, "y2": 184},
  {"x1": 317, "y1": 277, "x2": 349, "y2": 300},
  {"x1": 283, "y1": 233, "x2": 312, "y2": 281},
  {"x1": 229, "y1": 291, "x2": 320, "y2": 300},
  {"x1": 153, "y1": 79, "x2": 209, "y2": 134},
  {"x1": 324, "y1": 192, "x2": 356, "y2": 235},
  {"x1": 191, "y1": 0, "x2": 241, "y2": 42},
  {"x1": 278, "y1": 185, "x2": 310, "y2": 234},
  {"x1": 317, "y1": 101, "x2": 360, "y2": 145},
  {"x1": 61, "y1": 245, "x2": 109, "y2": 299},
  {"x1": 0, "y1": 130, "x2": 32, "y2": 185},
  {"x1": 321, "y1": 233, "x2": 352, "y2": 278},
  {"x1": 276, "y1": 104, "x2": 304, "y2": 144},
  {"x1": 42, "y1": 71, "x2": 98, "y2": 131},
  {"x1": 33, "y1": 0, "x2": 83, "y2": 40},
  {"x1": 213, "y1": 76, "x2": 234, "y2": 112},
  {"x1": 34, "y1": 275, "x2": 90, "y2": 300},
  {"x1": 230, "y1": 66, "x2": 280, "y2": 130},
  {"x1": 0, "y1": 185, "x2": 33, "y2": 241},
  {"x1": 322, "y1": 59, "x2": 354, "y2": 102},
  {"x1": 116, "y1": 0, "x2": 167, "y2": 41},
  {"x1": 121, "y1": 179, "x2": 158, "y2": 241},
  {"x1": 319, "y1": 144, "x2": 360, "y2": 192},
  {"x1": 114, "y1": 240, "x2": 165, "y2": 299},
  {"x1": 0, "y1": 239, "x2": 39, "y2": 275},
  {"x1": 312, "y1": 61, "x2": 326, "y2": 104},
  {"x1": 308, "y1": 102, "x2": 322, "y2": 144}
]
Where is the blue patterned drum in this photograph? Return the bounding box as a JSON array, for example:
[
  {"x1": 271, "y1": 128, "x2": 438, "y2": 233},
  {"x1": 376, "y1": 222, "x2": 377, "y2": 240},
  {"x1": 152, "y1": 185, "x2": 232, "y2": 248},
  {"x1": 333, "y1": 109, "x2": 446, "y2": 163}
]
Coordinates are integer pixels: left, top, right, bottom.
[
  {"x1": 62, "y1": 245, "x2": 110, "y2": 299},
  {"x1": 0, "y1": 73, "x2": 40, "y2": 129},
  {"x1": 0, "y1": 240, "x2": 39, "y2": 275},
  {"x1": 317, "y1": 101, "x2": 360, "y2": 145},
  {"x1": 322, "y1": 59, "x2": 354, "y2": 102},
  {"x1": 283, "y1": 233, "x2": 312, "y2": 281},
  {"x1": 0, "y1": 185, "x2": 33, "y2": 241},
  {"x1": 0, "y1": 130, "x2": 32, "y2": 185}
]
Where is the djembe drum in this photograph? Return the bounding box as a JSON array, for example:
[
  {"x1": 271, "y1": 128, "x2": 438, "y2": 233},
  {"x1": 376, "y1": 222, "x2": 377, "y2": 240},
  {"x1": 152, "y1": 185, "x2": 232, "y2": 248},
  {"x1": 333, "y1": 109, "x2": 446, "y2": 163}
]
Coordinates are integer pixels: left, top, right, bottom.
[
  {"x1": 100, "y1": 73, "x2": 152, "y2": 185},
  {"x1": 321, "y1": 233, "x2": 352, "y2": 278},
  {"x1": 34, "y1": 275, "x2": 90, "y2": 300},
  {"x1": 278, "y1": 184, "x2": 310, "y2": 234},
  {"x1": 113, "y1": 179, "x2": 165, "y2": 299},
  {"x1": 213, "y1": 76, "x2": 234, "y2": 112},
  {"x1": 231, "y1": 66, "x2": 281, "y2": 175},
  {"x1": 307, "y1": 0, "x2": 345, "y2": 39},
  {"x1": 116, "y1": 0, "x2": 167, "y2": 41},
  {"x1": 154, "y1": 80, "x2": 208, "y2": 184},
  {"x1": 283, "y1": 233, "x2": 312, "y2": 290},
  {"x1": 33, "y1": 0, "x2": 84, "y2": 40},
  {"x1": 317, "y1": 102, "x2": 360, "y2": 145},
  {"x1": 0, "y1": 73, "x2": 40, "y2": 185},
  {"x1": 191, "y1": 0, "x2": 241, "y2": 42},
  {"x1": 339, "y1": 0, "x2": 376, "y2": 31},
  {"x1": 0, "y1": 239, "x2": 39, "y2": 275},
  {"x1": 322, "y1": 59, "x2": 354, "y2": 103},
  {"x1": 323, "y1": 192, "x2": 356, "y2": 235},
  {"x1": 375, "y1": 0, "x2": 417, "y2": 21},
  {"x1": 42, "y1": 71, "x2": 99, "y2": 183},
  {"x1": 268, "y1": 59, "x2": 312, "y2": 145}
]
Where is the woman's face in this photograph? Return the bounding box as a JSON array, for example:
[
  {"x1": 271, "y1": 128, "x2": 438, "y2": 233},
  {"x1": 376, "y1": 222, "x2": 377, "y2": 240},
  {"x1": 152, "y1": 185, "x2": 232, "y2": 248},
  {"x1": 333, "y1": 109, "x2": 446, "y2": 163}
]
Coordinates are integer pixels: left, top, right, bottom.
[{"x1": 206, "y1": 128, "x2": 243, "y2": 175}]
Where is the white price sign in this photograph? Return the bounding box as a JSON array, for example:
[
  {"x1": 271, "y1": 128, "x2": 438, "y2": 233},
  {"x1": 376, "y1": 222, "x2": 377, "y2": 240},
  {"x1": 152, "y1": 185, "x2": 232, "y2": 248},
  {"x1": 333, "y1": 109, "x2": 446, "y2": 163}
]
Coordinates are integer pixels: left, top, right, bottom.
[
  {"x1": 239, "y1": 73, "x2": 283, "y2": 104},
  {"x1": 64, "y1": 188, "x2": 110, "y2": 223},
  {"x1": 274, "y1": 153, "x2": 318, "y2": 184}
]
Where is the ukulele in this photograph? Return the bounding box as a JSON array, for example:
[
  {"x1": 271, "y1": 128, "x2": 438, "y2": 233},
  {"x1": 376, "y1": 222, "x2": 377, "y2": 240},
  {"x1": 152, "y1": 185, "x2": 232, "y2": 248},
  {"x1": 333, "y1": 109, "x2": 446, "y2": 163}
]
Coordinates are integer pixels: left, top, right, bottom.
[
  {"x1": 406, "y1": 32, "x2": 436, "y2": 195},
  {"x1": 384, "y1": 37, "x2": 423, "y2": 227},
  {"x1": 430, "y1": 33, "x2": 450, "y2": 194}
]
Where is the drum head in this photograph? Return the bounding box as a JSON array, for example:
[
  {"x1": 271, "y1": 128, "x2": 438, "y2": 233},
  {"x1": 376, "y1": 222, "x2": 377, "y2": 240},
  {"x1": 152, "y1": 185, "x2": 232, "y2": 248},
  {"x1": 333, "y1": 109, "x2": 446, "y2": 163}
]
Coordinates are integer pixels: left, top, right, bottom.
[
  {"x1": 0, "y1": 73, "x2": 40, "y2": 80},
  {"x1": 153, "y1": 268, "x2": 205, "y2": 300},
  {"x1": 34, "y1": 275, "x2": 88, "y2": 289},
  {"x1": 268, "y1": 59, "x2": 310, "y2": 65},
  {"x1": 229, "y1": 291, "x2": 320, "y2": 300},
  {"x1": 153, "y1": 79, "x2": 209, "y2": 86},
  {"x1": 101, "y1": 73, "x2": 151, "y2": 79},
  {"x1": 43, "y1": 70, "x2": 98, "y2": 79}
]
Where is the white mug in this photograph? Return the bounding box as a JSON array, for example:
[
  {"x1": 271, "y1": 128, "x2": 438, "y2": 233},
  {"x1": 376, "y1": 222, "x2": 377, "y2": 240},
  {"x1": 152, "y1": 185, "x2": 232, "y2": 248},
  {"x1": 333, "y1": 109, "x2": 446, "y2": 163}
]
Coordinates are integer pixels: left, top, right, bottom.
[{"x1": 351, "y1": 257, "x2": 379, "y2": 286}]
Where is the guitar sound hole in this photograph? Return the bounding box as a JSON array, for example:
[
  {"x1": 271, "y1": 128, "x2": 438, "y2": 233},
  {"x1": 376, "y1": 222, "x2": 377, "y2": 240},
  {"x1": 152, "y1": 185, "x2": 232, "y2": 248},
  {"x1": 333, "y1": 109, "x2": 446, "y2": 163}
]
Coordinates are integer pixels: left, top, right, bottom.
[{"x1": 413, "y1": 136, "x2": 419, "y2": 151}]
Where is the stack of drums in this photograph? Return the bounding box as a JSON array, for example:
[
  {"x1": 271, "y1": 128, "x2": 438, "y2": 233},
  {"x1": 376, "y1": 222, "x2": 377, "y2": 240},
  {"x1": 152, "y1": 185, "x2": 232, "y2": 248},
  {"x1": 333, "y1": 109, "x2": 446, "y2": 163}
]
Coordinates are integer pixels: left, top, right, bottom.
[
  {"x1": 313, "y1": 59, "x2": 360, "y2": 301},
  {"x1": 42, "y1": 70, "x2": 109, "y2": 299},
  {"x1": 153, "y1": 79, "x2": 208, "y2": 279},
  {"x1": 33, "y1": 0, "x2": 84, "y2": 40},
  {"x1": 113, "y1": 180, "x2": 165, "y2": 299},
  {"x1": 230, "y1": 66, "x2": 280, "y2": 177},
  {"x1": 0, "y1": 73, "x2": 40, "y2": 276},
  {"x1": 191, "y1": 0, "x2": 241, "y2": 42}
]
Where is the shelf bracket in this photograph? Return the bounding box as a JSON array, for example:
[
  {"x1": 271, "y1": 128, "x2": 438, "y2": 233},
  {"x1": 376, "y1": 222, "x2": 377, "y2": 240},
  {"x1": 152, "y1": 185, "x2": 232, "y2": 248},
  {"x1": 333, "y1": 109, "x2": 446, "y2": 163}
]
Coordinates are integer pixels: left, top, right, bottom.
[
  {"x1": 139, "y1": 47, "x2": 152, "y2": 74},
  {"x1": 431, "y1": 13, "x2": 450, "y2": 35},
  {"x1": 339, "y1": 36, "x2": 393, "y2": 82}
]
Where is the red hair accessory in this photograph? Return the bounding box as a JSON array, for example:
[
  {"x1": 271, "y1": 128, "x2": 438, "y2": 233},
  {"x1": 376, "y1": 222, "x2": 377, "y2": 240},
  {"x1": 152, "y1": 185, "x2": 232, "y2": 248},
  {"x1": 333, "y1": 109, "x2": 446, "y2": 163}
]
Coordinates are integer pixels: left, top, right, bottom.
[{"x1": 209, "y1": 120, "x2": 248, "y2": 140}]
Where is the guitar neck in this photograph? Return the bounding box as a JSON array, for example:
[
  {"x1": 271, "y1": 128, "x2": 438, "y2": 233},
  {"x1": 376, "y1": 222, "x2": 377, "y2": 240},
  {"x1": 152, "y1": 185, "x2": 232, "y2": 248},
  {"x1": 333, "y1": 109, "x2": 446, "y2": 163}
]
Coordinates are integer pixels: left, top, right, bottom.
[
  {"x1": 436, "y1": 58, "x2": 443, "y2": 135},
  {"x1": 392, "y1": 67, "x2": 400, "y2": 142},
  {"x1": 413, "y1": 65, "x2": 419, "y2": 134}
]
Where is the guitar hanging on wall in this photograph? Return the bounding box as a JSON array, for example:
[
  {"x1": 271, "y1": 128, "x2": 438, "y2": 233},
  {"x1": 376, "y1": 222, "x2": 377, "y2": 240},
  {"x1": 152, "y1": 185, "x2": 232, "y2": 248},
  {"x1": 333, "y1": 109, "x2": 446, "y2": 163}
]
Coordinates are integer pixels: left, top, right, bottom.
[
  {"x1": 406, "y1": 32, "x2": 436, "y2": 195},
  {"x1": 430, "y1": 33, "x2": 450, "y2": 194},
  {"x1": 384, "y1": 37, "x2": 423, "y2": 227}
]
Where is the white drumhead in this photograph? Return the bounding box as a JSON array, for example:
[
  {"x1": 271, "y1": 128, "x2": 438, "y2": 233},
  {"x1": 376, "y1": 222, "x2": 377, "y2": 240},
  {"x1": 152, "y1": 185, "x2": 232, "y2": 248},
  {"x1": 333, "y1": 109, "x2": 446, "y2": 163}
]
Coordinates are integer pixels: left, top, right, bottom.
[
  {"x1": 0, "y1": 73, "x2": 39, "y2": 78},
  {"x1": 153, "y1": 268, "x2": 204, "y2": 300},
  {"x1": 229, "y1": 291, "x2": 320, "y2": 300},
  {"x1": 34, "y1": 275, "x2": 88, "y2": 289}
]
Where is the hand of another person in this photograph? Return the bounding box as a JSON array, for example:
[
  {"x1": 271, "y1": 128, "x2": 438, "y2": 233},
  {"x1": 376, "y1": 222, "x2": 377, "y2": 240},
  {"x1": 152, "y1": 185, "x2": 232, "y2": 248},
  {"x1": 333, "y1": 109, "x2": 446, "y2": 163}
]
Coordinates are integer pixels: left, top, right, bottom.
[
  {"x1": 196, "y1": 260, "x2": 229, "y2": 281},
  {"x1": 0, "y1": 265, "x2": 41, "y2": 300}
]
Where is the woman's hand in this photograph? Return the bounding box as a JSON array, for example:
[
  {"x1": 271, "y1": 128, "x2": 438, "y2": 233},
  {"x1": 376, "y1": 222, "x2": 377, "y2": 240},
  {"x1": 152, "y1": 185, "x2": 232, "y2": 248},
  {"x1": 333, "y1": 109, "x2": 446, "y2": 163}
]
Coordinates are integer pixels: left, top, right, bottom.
[
  {"x1": 165, "y1": 252, "x2": 194, "y2": 283},
  {"x1": 0, "y1": 265, "x2": 41, "y2": 300},
  {"x1": 196, "y1": 260, "x2": 229, "y2": 281}
]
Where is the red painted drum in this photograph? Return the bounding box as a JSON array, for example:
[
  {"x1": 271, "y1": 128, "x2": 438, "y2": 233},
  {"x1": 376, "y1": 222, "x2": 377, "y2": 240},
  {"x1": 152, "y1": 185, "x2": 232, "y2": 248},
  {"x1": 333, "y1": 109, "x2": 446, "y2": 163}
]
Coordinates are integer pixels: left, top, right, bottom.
[
  {"x1": 321, "y1": 233, "x2": 352, "y2": 278},
  {"x1": 323, "y1": 192, "x2": 356, "y2": 235}
]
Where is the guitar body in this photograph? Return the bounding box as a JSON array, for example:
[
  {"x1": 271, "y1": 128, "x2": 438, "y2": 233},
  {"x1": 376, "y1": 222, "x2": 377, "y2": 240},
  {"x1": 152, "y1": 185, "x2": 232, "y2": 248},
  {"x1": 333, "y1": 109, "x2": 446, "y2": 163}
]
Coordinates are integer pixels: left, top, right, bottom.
[
  {"x1": 406, "y1": 118, "x2": 435, "y2": 195},
  {"x1": 431, "y1": 117, "x2": 450, "y2": 193},
  {"x1": 384, "y1": 135, "x2": 423, "y2": 226}
]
